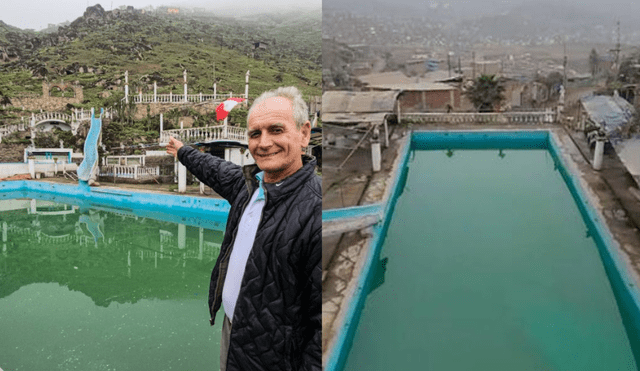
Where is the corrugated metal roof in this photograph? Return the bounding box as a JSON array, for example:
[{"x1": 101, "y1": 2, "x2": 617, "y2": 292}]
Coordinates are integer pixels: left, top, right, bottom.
[
  {"x1": 369, "y1": 82, "x2": 456, "y2": 91},
  {"x1": 355, "y1": 70, "x2": 462, "y2": 87},
  {"x1": 322, "y1": 112, "x2": 390, "y2": 124},
  {"x1": 355, "y1": 71, "x2": 412, "y2": 86},
  {"x1": 322, "y1": 90, "x2": 400, "y2": 114},
  {"x1": 581, "y1": 94, "x2": 634, "y2": 141}
]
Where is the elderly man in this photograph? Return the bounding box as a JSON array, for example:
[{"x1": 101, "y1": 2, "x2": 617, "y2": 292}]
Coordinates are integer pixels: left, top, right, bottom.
[{"x1": 166, "y1": 86, "x2": 321, "y2": 371}]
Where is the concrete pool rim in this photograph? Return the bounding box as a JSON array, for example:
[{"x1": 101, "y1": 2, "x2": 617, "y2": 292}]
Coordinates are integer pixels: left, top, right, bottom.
[
  {"x1": 0, "y1": 180, "x2": 231, "y2": 228},
  {"x1": 322, "y1": 128, "x2": 640, "y2": 371}
]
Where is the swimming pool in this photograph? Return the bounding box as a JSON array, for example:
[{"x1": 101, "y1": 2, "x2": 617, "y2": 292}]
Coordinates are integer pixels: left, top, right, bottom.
[
  {"x1": 0, "y1": 182, "x2": 230, "y2": 371},
  {"x1": 324, "y1": 130, "x2": 640, "y2": 371}
]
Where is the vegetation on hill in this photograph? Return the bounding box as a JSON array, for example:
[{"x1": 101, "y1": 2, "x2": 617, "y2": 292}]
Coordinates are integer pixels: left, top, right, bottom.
[{"x1": 0, "y1": 5, "x2": 321, "y2": 152}]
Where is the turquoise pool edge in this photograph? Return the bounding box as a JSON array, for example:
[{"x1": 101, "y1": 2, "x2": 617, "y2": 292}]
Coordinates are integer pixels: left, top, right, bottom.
[
  {"x1": 323, "y1": 129, "x2": 640, "y2": 371},
  {"x1": 547, "y1": 131, "x2": 640, "y2": 362},
  {"x1": 323, "y1": 134, "x2": 412, "y2": 371},
  {"x1": 0, "y1": 180, "x2": 231, "y2": 224}
]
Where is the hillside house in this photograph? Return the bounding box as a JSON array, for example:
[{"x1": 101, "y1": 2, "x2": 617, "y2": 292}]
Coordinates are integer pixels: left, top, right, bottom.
[{"x1": 253, "y1": 42, "x2": 268, "y2": 50}]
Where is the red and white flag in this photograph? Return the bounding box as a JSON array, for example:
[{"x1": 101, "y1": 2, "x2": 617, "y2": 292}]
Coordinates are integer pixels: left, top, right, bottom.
[{"x1": 216, "y1": 97, "x2": 246, "y2": 121}]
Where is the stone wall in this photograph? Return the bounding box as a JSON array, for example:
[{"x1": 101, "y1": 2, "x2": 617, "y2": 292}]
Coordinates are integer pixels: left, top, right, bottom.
[
  {"x1": 398, "y1": 89, "x2": 461, "y2": 113},
  {"x1": 132, "y1": 100, "x2": 221, "y2": 120},
  {"x1": 11, "y1": 82, "x2": 84, "y2": 111}
]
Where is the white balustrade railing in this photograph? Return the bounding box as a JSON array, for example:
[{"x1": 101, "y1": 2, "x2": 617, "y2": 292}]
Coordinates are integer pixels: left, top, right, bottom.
[
  {"x1": 99, "y1": 165, "x2": 160, "y2": 180},
  {"x1": 73, "y1": 108, "x2": 112, "y2": 121},
  {"x1": 132, "y1": 92, "x2": 234, "y2": 104},
  {"x1": 160, "y1": 124, "x2": 248, "y2": 144},
  {"x1": 403, "y1": 110, "x2": 556, "y2": 125},
  {"x1": 33, "y1": 112, "x2": 72, "y2": 124},
  {"x1": 41, "y1": 233, "x2": 75, "y2": 245},
  {"x1": 0, "y1": 123, "x2": 28, "y2": 137}
]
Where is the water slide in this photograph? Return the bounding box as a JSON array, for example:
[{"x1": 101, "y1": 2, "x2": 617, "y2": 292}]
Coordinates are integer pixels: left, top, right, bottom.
[
  {"x1": 79, "y1": 212, "x2": 105, "y2": 243},
  {"x1": 77, "y1": 108, "x2": 102, "y2": 184}
]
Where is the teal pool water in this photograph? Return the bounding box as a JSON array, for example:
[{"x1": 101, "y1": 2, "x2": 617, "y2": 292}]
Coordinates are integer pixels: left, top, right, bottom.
[
  {"x1": 0, "y1": 197, "x2": 225, "y2": 371},
  {"x1": 344, "y1": 149, "x2": 637, "y2": 370}
]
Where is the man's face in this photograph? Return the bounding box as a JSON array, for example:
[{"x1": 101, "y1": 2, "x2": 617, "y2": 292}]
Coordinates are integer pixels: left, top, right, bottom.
[{"x1": 247, "y1": 97, "x2": 310, "y2": 183}]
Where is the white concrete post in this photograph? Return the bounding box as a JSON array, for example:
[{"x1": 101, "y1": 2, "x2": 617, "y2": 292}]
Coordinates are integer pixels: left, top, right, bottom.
[
  {"x1": 159, "y1": 113, "x2": 163, "y2": 142},
  {"x1": 28, "y1": 157, "x2": 35, "y2": 178},
  {"x1": 178, "y1": 223, "x2": 186, "y2": 249},
  {"x1": 170, "y1": 91, "x2": 172, "y2": 102},
  {"x1": 180, "y1": 121, "x2": 184, "y2": 130},
  {"x1": 153, "y1": 81, "x2": 157, "y2": 102},
  {"x1": 371, "y1": 126, "x2": 381, "y2": 172},
  {"x1": 184, "y1": 70, "x2": 188, "y2": 103},
  {"x1": 134, "y1": 166, "x2": 138, "y2": 180},
  {"x1": 214, "y1": 83, "x2": 217, "y2": 100},
  {"x1": 178, "y1": 162, "x2": 187, "y2": 193},
  {"x1": 245, "y1": 70, "x2": 250, "y2": 99},
  {"x1": 30, "y1": 199, "x2": 36, "y2": 214},
  {"x1": 124, "y1": 71, "x2": 129, "y2": 103},
  {"x1": 593, "y1": 138, "x2": 605, "y2": 171},
  {"x1": 139, "y1": 90, "x2": 142, "y2": 103}
]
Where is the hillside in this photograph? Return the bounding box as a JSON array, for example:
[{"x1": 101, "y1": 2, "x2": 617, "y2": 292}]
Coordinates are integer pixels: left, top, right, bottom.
[
  {"x1": 0, "y1": 5, "x2": 321, "y2": 153},
  {"x1": 0, "y1": 5, "x2": 321, "y2": 102}
]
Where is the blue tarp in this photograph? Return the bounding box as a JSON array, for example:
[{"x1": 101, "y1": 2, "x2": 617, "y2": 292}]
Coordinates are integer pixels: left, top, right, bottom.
[{"x1": 581, "y1": 94, "x2": 635, "y2": 145}]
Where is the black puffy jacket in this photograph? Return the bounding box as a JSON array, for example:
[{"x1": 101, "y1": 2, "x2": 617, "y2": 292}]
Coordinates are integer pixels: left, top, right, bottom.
[{"x1": 177, "y1": 146, "x2": 321, "y2": 371}]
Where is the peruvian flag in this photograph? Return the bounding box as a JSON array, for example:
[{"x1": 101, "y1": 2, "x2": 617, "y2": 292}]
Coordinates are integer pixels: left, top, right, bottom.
[{"x1": 216, "y1": 97, "x2": 246, "y2": 121}]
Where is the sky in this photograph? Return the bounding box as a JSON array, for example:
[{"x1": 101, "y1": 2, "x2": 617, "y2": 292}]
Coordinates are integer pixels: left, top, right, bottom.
[
  {"x1": 0, "y1": 0, "x2": 321, "y2": 31},
  {"x1": 323, "y1": 0, "x2": 640, "y2": 21}
]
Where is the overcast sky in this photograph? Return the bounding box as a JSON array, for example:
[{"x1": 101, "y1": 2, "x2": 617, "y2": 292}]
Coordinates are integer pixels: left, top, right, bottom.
[
  {"x1": 0, "y1": 0, "x2": 321, "y2": 31},
  {"x1": 323, "y1": 0, "x2": 640, "y2": 20}
]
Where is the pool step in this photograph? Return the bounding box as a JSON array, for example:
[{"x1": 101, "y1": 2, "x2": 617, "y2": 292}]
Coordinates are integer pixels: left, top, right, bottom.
[{"x1": 322, "y1": 214, "x2": 380, "y2": 237}]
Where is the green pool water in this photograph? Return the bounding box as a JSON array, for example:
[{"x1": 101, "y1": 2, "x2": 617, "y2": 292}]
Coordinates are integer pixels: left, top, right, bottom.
[
  {"x1": 344, "y1": 149, "x2": 637, "y2": 370},
  {"x1": 0, "y1": 198, "x2": 225, "y2": 371}
]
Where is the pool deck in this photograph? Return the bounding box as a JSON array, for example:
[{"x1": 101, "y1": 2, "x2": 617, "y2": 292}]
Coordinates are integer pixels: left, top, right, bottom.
[
  {"x1": 22, "y1": 176, "x2": 225, "y2": 199},
  {"x1": 321, "y1": 123, "x2": 640, "y2": 368}
]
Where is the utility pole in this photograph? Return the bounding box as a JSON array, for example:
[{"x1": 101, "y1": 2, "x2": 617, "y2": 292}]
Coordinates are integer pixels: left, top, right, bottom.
[
  {"x1": 610, "y1": 20, "x2": 621, "y2": 73},
  {"x1": 472, "y1": 51, "x2": 476, "y2": 80},
  {"x1": 563, "y1": 37, "x2": 568, "y2": 89}
]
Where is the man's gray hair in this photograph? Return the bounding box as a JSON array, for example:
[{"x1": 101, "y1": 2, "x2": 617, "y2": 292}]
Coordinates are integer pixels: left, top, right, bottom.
[{"x1": 248, "y1": 86, "x2": 308, "y2": 129}]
